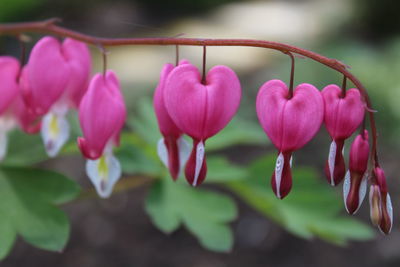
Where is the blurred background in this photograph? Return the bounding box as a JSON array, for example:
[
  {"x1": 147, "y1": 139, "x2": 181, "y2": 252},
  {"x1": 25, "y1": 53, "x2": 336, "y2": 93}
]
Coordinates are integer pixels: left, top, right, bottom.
[{"x1": 1, "y1": 0, "x2": 400, "y2": 266}]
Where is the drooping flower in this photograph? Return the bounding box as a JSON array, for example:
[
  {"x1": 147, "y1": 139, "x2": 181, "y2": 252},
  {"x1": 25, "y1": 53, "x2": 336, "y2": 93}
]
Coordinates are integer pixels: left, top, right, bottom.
[
  {"x1": 78, "y1": 71, "x2": 126, "y2": 198},
  {"x1": 369, "y1": 166, "x2": 393, "y2": 234},
  {"x1": 322, "y1": 84, "x2": 365, "y2": 186},
  {"x1": 153, "y1": 60, "x2": 190, "y2": 180},
  {"x1": 0, "y1": 56, "x2": 21, "y2": 160},
  {"x1": 256, "y1": 80, "x2": 324, "y2": 199},
  {"x1": 24, "y1": 36, "x2": 91, "y2": 157},
  {"x1": 343, "y1": 130, "x2": 369, "y2": 214},
  {"x1": 163, "y1": 63, "x2": 241, "y2": 186}
]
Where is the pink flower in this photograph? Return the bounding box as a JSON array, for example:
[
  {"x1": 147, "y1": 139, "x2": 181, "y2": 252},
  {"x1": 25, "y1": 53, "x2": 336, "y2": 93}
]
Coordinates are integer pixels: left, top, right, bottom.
[
  {"x1": 24, "y1": 36, "x2": 71, "y2": 116},
  {"x1": 343, "y1": 130, "x2": 369, "y2": 214},
  {"x1": 322, "y1": 84, "x2": 365, "y2": 186},
  {"x1": 24, "y1": 36, "x2": 91, "y2": 157},
  {"x1": 256, "y1": 80, "x2": 324, "y2": 199},
  {"x1": 78, "y1": 71, "x2": 126, "y2": 198},
  {"x1": 153, "y1": 60, "x2": 190, "y2": 180},
  {"x1": 369, "y1": 166, "x2": 393, "y2": 234},
  {"x1": 78, "y1": 71, "x2": 126, "y2": 160},
  {"x1": 164, "y1": 63, "x2": 241, "y2": 186}
]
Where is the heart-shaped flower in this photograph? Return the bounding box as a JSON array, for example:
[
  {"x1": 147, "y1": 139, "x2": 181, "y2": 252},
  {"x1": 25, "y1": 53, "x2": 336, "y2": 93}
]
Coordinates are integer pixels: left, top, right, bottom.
[
  {"x1": 256, "y1": 79, "x2": 324, "y2": 199},
  {"x1": 78, "y1": 71, "x2": 126, "y2": 198},
  {"x1": 154, "y1": 60, "x2": 190, "y2": 180},
  {"x1": 322, "y1": 84, "x2": 365, "y2": 186},
  {"x1": 164, "y1": 63, "x2": 241, "y2": 186},
  {"x1": 24, "y1": 37, "x2": 91, "y2": 157}
]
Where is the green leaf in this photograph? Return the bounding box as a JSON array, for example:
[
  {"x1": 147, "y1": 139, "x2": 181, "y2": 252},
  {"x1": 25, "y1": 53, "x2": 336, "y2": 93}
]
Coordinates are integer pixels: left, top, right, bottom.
[
  {"x1": 115, "y1": 133, "x2": 162, "y2": 175},
  {"x1": 206, "y1": 116, "x2": 268, "y2": 151},
  {"x1": 145, "y1": 177, "x2": 237, "y2": 252},
  {"x1": 128, "y1": 99, "x2": 160, "y2": 146},
  {"x1": 205, "y1": 156, "x2": 248, "y2": 183},
  {"x1": 229, "y1": 155, "x2": 375, "y2": 244},
  {"x1": 2, "y1": 130, "x2": 48, "y2": 166},
  {"x1": 0, "y1": 167, "x2": 80, "y2": 259}
]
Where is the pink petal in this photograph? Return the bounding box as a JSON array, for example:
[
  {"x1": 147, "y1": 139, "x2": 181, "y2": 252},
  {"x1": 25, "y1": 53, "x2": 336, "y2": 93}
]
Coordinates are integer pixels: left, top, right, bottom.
[
  {"x1": 164, "y1": 63, "x2": 241, "y2": 140},
  {"x1": 153, "y1": 63, "x2": 181, "y2": 138},
  {"x1": 0, "y1": 56, "x2": 20, "y2": 115},
  {"x1": 78, "y1": 71, "x2": 126, "y2": 160},
  {"x1": 62, "y1": 38, "x2": 91, "y2": 108},
  {"x1": 26, "y1": 36, "x2": 71, "y2": 115},
  {"x1": 256, "y1": 80, "x2": 324, "y2": 152},
  {"x1": 349, "y1": 130, "x2": 369, "y2": 174},
  {"x1": 322, "y1": 84, "x2": 365, "y2": 140}
]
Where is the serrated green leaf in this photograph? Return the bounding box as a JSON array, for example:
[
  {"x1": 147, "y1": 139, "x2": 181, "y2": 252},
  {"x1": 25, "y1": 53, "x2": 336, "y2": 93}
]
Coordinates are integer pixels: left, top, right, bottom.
[
  {"x1": 0, "y1": 167, "x2": 80, "y2": 259},
  {"x1": 145, "y1": 178, "x2": 237, "y2": 252},
  {"x1": 229, "y1": 155, "x2": 375, "y2": 244}
]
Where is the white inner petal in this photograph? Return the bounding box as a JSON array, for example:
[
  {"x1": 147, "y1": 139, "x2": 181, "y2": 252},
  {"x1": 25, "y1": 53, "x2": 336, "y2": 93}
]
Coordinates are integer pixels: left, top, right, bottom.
[
  {"x1": 41, "y1": 111, "x2": 70, "y2": 158},
  {"x1": 328, "y1": 141, "x2": 337, "y2": 186},
  {"x1": 178, "y1": 136, "x2": 191, "y2": 176},
  {"x1": 157, "y1": 137, "x2": 169, "y2": 168},
  {"x1": 386, "y1": 193, "x2": 393, "y2": 233},
  {"x1": 274, "y1": 152, "x2": 284, "y2": 199},
  {"x1": 86, "y1": 149, "x2": 122, "y2": 198},
  {"x1": 357, "y1": 173, "x2": 368, "y2": 213},
  {"x1": 0, "y1": 131, "x2": 8, "y2": 162},
  {"x1": 343, "y1": 170, "x2": 351, "y2": 213},
  {"x1": 192, "y1": 141, "x2": 205, "y2": 187}
]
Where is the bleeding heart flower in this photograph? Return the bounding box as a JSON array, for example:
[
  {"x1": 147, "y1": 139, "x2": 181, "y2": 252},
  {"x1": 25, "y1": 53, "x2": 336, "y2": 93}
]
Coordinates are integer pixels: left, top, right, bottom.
[
  {"x1": 154, "y1": 60, "x2": 190, "y2": 180},
  {"x1": 24, "y1": 36, "x2": 91, "y2": 157},
  {"x1": 256, "y1": 80, "x2": 324, "y2": 199},
  {"x1": 343, "y1": 130, "x2": 369, "y2": 214},
  {"x1": 322, "y1": 84, "x2": 365, "y2": 186},
  {"x1": 0, "y1": 56, "x2": 20, "y2": 160},
  {"x1": 164, "y1": 63, "x2": 241, "y2": 186},
  {"x1": 78, "y1": 71, "x2": 126, "y2": 198},
  {"x1": 369, "y1": 166, "x2": 393, "y2": 234},
  {"x1": 24, "y1": 36, "x2": 71, "y2": 116}
]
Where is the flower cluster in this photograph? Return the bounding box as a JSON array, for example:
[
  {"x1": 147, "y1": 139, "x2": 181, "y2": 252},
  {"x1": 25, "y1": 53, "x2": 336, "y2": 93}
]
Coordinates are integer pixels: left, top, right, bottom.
[
  {"x1": 0, "y1": 35, "x2": 392, "y2": 234},
  {"x1": 0, "y1": 36, "x2": 126, "y2": 198},
  {"x1": 154, "y1": 60, "x2": 392, "y2": 234}
]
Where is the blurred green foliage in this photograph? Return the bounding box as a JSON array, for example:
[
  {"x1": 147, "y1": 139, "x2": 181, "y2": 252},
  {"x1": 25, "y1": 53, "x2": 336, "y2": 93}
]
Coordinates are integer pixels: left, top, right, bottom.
[{"x1": 0, "y1": 167, "x2": 80, "y2": 259}]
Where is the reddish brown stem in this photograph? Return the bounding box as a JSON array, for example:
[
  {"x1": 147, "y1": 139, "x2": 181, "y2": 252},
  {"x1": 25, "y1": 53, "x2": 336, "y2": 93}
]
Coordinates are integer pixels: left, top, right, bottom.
[{"x1": 0, "y1": 18, "x2": 379, "y2": 166}]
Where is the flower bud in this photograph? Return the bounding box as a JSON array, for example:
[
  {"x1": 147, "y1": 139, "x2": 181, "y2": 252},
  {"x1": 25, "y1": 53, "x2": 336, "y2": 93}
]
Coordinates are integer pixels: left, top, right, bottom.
[
  {"x1": 369, "y1": 167, "x2": 393, "y2": 234},
  {"x1": 343, "y1": 130, "x2": 369, "y2": 214}
]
